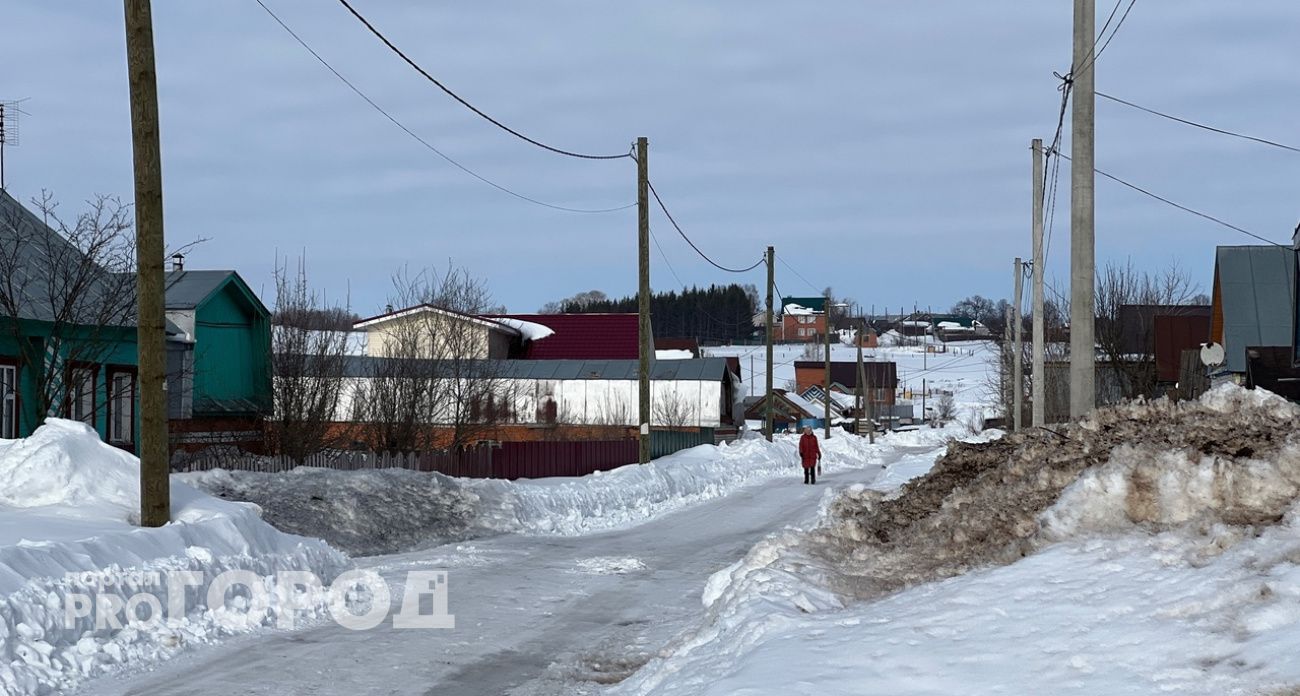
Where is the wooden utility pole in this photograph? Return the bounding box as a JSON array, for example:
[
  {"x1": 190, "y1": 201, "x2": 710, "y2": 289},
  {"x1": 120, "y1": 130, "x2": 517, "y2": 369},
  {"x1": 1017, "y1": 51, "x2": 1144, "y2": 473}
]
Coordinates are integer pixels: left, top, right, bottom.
[
  {"x1": 636, "y1": 136, "x2": 651, "y2": 464},
  {"x1": 1012, "y1": 257, "x2": 1024, "y2": 432},
  {"x1": 1070, "y1": 0, "x2": 1097, "y2": 418},
  {"x1": 1031, "y1": 138, "x2": 1046, "y2": 427},
  {"x1": 124, "y1": 0, "x2": 169, "y2": 527},
  {"x1": 1004, "y1": 305, "x2": 1013, "y2": 422},
  {"x1": 823, "y1": 291, "x2": 832, "y2": 439},
  {"x1": 864, "y1": 352, "x2": 874, "y2": 443},
  {"x1": 764, "y1": 246, "x2": 775, "y2": 442},
  {"x1": 855, "y1": 328, "x2": 864, "y2": 437}
]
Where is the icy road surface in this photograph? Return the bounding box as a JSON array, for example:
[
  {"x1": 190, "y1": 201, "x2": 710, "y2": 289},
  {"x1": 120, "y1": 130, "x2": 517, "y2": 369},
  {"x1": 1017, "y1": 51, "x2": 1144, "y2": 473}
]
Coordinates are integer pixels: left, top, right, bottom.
[{"x1": 84, "y1": 446, "x2": 935, "y2": 696}]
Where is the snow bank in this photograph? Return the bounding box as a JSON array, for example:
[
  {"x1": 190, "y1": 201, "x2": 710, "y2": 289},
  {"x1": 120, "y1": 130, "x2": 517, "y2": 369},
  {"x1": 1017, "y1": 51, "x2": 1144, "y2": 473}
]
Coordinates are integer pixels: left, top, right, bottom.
[
  {"x1": 483, "y1": 433, "x2": 887, "y2": 536},
  {"x1": 615, "y1": 385, "x2": 1300, "y2": 695},
  {"x1": 187, "y1": 432, "x2": 893, "y2": 553},
  {"x1": 0, "y1": 420, "x2": 348, "y2": 696}
]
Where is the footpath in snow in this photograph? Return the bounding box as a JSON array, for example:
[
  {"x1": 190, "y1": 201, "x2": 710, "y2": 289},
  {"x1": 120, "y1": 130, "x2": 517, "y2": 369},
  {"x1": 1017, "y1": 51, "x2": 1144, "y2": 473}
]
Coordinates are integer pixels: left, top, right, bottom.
[
  {"x1": 3, "y1": 412, "x2": 948, "y2": 695},
  {"x1": 613, "y1": 385, "x2": 1300, "y2": 696},
  {"x1": 182, "y1": 427, "x2": 935, "y2": 556}
]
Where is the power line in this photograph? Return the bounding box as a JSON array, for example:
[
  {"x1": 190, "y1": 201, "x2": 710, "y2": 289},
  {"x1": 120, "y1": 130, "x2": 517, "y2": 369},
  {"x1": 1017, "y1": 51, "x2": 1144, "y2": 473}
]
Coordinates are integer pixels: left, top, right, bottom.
[
  {"x1": 1077, "y1": 0, "x2": 1138, "y2": 76},
  {"x1": 644, "y1": 178, "x2": 765, "y2": 274},
  {"x1": 1097, "y1": 91, "x2": 1300, "y2": 154},
  {"x1": 1050, "y1": 149, "x2": 1285, "y2": 247},
  {"x1": 254, "y1": 0, "x2": 633, "y2": 214},
  {"x1": 648, "y1": 228, "x2": 685, "y2": 288},
  {"x1": 335, "y1": 0, "x2": 630, "y2": 161},
  {"x1": 777, "y1": 257, "x2": 820, "y2": 294}
]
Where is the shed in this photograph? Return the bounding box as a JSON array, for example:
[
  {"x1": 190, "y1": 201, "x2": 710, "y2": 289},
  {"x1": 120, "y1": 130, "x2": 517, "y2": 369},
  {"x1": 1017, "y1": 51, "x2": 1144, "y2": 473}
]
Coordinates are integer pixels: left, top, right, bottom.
[{"x1": 1210, "y1": 246, "x2": 1295, "y2": 373}]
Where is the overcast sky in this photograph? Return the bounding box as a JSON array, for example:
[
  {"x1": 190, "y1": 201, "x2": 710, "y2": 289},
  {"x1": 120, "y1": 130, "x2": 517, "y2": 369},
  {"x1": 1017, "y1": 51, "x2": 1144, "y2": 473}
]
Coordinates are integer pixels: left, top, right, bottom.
[{"x1": 4, "y1": 2, "x2": 1298, "y2": 316}]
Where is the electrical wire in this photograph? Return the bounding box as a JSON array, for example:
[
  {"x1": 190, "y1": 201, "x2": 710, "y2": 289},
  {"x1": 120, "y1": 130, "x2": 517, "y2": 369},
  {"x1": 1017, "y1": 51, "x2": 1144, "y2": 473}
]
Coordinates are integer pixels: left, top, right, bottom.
[
  {"x1": 777, "y1": 257, "x2": 820, "y2": 294},
  {"x1": 644, "y1": 178, "x2": 766, "y2": 274},
  {"x1": 1050, "y1": 149, "x2": 1286, "y2": 247},
  {"x1": 1074, "y1": 0, "x2": 1138, "y2": 78},
  {"x1": 1097, "y1": 91, "x2": 1300, "y2": 154},
  {"x1": 335, "y1": 0, "x2": 631, "y2": 161},
  {"x1": 253, "y1": 0, "x2": 634, "y2": 214}
]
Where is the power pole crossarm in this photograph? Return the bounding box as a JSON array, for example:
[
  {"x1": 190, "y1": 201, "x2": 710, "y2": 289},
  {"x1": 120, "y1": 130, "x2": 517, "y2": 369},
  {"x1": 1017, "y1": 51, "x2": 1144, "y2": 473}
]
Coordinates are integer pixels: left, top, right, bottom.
[{"x1": 124, "y1": 0, "x2": 170, "y2": 527}]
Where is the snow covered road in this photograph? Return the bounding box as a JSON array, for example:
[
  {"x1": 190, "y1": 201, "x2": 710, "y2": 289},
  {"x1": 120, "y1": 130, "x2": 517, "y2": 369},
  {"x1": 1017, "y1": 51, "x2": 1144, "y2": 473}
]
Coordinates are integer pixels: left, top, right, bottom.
[{"x1": 82, "y1": 445, "x2": 929, "y2": 696}]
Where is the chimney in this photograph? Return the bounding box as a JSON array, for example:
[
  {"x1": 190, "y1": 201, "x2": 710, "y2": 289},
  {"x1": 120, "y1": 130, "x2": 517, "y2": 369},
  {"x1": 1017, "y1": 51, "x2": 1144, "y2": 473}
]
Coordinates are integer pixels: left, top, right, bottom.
[
  {"x1": 171, "y1": 252, "x2": 185, "y2": 272},
  {"x1": 385, "y1": 303, "x2": 394, "y2": 314},
  {"x1": 1293, "y1": 222, "x2": 1300, "y2": 250}
]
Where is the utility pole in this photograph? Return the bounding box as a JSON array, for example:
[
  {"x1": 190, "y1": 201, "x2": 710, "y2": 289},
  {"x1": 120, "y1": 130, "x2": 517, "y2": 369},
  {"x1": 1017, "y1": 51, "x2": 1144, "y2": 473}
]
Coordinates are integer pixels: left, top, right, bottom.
[
  {"x1": 124, "y1": 0, "x2": 169, "y2": 527},
  {"x1": 823, "y1": 291, "x2": 832, "y2": 439},
  {"x1": 1013, "y1": 257, "x2": 1024, "y2": 432},
  {"x1": 1070, "y1": 0, "x2": 1096, "y2": 418},
  {"x1": 636, "y1": 136, "x2": 651, "y2": 464},
  {"x1": 1031, "y1": 138, "x2": 1046, "y2": 427},
  {"x1": 765, "y1": 246, "x2": 774, "y2": 442},
  {"x1": 864, "y1": 353, "x2": 874, "y2": 443},
  {"x1": 922, "y1": 377, "x2": 927, "y2": 425},
  {"x1": 1004, "y1": 305, "x2": 1013, "y2": 423},
  {"x1": 856, "y1": 332, "x2": 872, "y2": 443}
]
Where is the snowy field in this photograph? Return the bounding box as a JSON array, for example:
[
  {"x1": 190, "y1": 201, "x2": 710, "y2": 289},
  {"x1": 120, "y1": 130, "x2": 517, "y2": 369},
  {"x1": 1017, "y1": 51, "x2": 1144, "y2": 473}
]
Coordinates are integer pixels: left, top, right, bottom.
[{"x1": 705, "y1": 333, "x2": 997, "y2": 426}]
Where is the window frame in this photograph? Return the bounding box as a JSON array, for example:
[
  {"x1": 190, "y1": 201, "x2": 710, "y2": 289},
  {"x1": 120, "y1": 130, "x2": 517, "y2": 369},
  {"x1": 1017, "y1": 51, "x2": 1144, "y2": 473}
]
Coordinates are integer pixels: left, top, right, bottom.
[
  {"x1": 0, "y1": 358, "x2": 18, "y2": 439},
  {"x1": 64, "y1": 362, "x2": 98, "y2": 428},
  {"x1": 106, "y1": 365, "x2": 137, "y2": 449}
]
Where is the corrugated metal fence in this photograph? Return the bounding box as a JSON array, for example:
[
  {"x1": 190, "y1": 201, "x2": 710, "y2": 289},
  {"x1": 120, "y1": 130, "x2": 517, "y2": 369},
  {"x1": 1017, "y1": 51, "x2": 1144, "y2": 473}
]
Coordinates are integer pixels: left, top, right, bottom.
[{"x1": 174, "y1": 428, "x2": 719, "y2": 480}]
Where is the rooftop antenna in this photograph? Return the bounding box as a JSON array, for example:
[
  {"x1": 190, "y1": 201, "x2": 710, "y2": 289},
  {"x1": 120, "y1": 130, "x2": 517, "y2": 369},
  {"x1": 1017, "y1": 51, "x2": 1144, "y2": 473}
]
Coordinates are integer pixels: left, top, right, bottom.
[{"x1": 0, "y1": 99, "x2": 31, "y2": 191}]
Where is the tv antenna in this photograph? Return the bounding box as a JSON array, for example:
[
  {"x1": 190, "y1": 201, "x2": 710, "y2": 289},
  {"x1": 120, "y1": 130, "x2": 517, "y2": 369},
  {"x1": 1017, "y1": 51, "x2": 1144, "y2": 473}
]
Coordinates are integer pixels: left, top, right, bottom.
[{"x1": 0, "y1": 99, "x2": 31, "y2": 190}]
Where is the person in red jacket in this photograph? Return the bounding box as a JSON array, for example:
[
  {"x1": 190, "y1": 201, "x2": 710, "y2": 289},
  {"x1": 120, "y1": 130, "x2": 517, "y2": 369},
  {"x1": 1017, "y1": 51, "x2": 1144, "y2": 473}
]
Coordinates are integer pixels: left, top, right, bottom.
[{"x1": 798, "y1": 426, "x2": 821, "y2": 484}]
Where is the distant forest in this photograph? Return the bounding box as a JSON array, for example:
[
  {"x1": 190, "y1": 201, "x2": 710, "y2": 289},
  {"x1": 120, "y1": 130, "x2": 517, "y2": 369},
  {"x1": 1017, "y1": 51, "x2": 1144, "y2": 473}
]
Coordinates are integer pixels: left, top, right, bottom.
[{"x1": 543, "y1": 284, "x2": 759, "y2": 343}]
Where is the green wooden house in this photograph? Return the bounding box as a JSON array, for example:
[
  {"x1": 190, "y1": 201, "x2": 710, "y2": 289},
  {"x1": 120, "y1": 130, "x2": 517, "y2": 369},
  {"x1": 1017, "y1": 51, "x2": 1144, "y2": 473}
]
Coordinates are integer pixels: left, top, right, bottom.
[
  {"x1": 0, "y1": 190, "x2": 273, "y2": 451},
  {"x1": 164, "y1": 265, "x2": 272, "y2": 449},
  {"x1": 0, "y1": 189, "x2": 142, "y2": 446}
]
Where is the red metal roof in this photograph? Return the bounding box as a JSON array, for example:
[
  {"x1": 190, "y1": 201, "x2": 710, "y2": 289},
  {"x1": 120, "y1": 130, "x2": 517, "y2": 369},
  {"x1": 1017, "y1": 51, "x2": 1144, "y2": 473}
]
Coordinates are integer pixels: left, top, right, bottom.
[{"x1": 486, "y1": 314, "x2": 639, "y2": 360}]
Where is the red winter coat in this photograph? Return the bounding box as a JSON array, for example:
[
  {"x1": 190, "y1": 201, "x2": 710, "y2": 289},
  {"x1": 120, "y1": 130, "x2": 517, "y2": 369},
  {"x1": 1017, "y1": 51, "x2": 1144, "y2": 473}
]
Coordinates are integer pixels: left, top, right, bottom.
[{"x1": 798, "y1": 432, "x2": 821, "y2": 468}]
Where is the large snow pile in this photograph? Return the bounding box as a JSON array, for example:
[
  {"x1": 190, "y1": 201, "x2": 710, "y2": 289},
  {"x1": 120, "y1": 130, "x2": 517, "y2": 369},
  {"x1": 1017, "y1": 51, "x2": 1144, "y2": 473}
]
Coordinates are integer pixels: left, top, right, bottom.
[
  {"x1": 812, "y1": 384, "x2": 1300, "y2": 598},
  {"x1": 614, "y1": 386, "x2": 1300, "y2": 694},
  {"x1": 183, "y1": 467, "x2": 497, "y2": 556},
  {"x1": 185, "y1": 430, "x2": 900, "y2": 555},
  {"x1": 0, "y1": 420, "x2": 348, "y2": 696}
]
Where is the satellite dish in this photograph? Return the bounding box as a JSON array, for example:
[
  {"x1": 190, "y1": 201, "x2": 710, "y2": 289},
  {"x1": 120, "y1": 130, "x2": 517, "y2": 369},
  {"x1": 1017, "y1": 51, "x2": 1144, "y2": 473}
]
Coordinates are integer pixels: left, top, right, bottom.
[{"x1": 1200, "y1": 342, "x2": 1225, "y2": 367}]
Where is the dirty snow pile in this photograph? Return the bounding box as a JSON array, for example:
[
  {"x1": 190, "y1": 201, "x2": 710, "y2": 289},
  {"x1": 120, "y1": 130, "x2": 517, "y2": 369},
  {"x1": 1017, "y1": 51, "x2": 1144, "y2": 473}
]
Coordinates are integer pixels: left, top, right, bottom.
[
  {"x1": 615, "y1": 385, "x2": 1300, "y2": 695},
  {"x1": 0, "y1": 420, "x2": 348, "y2": 696},
  {"x1": 186, "y1": 432, "x2": 894, "y2": 554}
]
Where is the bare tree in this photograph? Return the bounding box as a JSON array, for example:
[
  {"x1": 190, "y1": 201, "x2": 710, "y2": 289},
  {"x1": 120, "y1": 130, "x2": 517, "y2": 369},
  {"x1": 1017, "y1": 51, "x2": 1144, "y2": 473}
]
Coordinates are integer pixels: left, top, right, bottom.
[
  {"x1": 0, "y1": 192, "x2": 137, "y2": 425},
  {"x1": 653, "y1": 388, "x2": 697, "y2": 430},
  {"x1": 1095, "y1": 260, "x2": 1199, "y2": 400},
  {"x1": 352, "y1": 263, "x2": 512, "y2": 453},
  {"x1": 268, "y1": 256, "x2": 351, "y2": 464}
]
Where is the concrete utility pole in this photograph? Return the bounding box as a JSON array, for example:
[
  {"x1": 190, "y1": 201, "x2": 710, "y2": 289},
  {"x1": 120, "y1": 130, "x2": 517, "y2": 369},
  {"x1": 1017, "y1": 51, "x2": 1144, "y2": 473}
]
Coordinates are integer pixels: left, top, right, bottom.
[
  {"x1": 1070, "y1": 0, "x2": 1097, "y2": 418},
  {"x1": 636, "y1": 136, "x2": 651, "y2": 464},
  {"x1": 124, "y1": 0, "x2": 169, "y2": 527},
  {"x1": 764, "y1": 246, "x2": 774, "y2": 442},
  {"x1": 1013, "y1": 257, "x2": 1024, "y2": 432},
  {"x1": 1031, "y1": 138, "x2": 1046, "y2": 427},
  {"x1": 1004, "y1": 305, "x2": 1013, "y2": 422},
  {"x1": 823, "y1": 292, "x2": 832, "y2": 439}
]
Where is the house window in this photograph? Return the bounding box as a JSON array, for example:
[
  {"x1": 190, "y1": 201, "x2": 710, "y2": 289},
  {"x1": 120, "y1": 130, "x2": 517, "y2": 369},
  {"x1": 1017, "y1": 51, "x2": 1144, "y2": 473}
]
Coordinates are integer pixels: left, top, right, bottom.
[
  {"x1": 67, "y1": 365, "x2": 96, "y2": 427},
  {"x1": 0, "y1": 363, "x2": 16, "y2": 439},
  {"x1": 107, "y1": 369, "x2": 136, "y2": 447}
]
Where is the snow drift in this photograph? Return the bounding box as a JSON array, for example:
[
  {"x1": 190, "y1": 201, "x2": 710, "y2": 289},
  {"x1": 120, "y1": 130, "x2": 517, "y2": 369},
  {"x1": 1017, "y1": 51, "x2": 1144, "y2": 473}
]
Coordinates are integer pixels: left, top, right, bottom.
[
  {"x1": 0, "y1": 420, "x2": 348, "y2": 696},
  {"x1": 184, "y1": 431, "x2": 895, "y2": 555}
]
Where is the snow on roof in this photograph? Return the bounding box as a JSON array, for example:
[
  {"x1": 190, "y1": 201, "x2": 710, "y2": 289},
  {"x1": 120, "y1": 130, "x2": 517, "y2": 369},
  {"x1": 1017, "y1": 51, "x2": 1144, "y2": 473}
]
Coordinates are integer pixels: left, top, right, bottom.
[
  {"x1": 783, "y1": 303, "x2": 816, "y2": 316},
  {"x1": 656, "y1": 349, "x2": 694, "y2": 360},
  {"x1": 492, "y1": 317, "x2": 555, "y2": 342}
]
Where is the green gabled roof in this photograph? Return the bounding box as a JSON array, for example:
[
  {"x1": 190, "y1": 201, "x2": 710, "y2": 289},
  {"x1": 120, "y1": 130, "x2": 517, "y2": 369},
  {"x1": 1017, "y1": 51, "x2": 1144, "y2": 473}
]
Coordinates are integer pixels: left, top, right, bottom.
[
  {"x1": 781, "y1": 296, "x2": 826, "y2": 312},
  {"x1": 164, "y1": 270, "x2": 269, "y2": 319}
]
